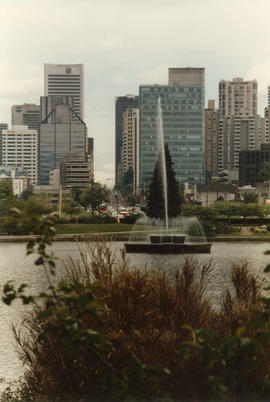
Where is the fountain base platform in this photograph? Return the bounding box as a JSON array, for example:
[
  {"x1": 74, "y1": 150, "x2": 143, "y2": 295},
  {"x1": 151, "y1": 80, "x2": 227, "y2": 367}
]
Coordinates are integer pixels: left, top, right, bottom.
[{"x1": 124, "y1": 242, "x2": 211, "y2": 254}]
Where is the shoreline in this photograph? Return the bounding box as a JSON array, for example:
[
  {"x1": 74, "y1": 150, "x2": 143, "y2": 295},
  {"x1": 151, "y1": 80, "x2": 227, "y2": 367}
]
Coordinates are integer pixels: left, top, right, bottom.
[{"x1": 1, "y1": 234, "x2": 270, "y2": 243}]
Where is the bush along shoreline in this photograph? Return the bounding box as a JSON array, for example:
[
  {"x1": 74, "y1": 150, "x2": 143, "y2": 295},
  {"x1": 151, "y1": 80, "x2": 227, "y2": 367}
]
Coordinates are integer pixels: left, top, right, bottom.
[{"x1": 3, "y1": 213, "x2": 270, "y2": 401}]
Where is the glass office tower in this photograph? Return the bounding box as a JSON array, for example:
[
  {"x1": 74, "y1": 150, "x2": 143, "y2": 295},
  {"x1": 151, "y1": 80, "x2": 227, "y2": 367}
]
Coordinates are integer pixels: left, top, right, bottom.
[
  {"x1": 139, "y1": 85, "x2": 205, "y2": 189},
  {"x1": 39, "y1": 103, "x2": 86, "y2": 185}
]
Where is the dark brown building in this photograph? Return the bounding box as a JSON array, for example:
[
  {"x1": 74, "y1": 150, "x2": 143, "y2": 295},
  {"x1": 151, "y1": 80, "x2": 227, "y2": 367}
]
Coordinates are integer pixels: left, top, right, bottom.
[{"x1": 239, "y1": 143, "x2": 270, "y2": 186}]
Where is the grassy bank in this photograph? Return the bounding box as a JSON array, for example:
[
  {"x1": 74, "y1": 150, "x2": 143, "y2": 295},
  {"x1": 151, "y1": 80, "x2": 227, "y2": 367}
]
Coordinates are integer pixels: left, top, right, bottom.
[{"x1": 55, "y1": 223, "x2": 134, "y2": 234}]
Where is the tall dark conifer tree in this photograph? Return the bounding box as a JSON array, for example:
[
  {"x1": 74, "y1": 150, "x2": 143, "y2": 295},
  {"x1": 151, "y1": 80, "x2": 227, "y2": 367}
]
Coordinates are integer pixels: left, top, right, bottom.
[{"x1": 147, "y1": 144, "x2": 181, "y2": 219}]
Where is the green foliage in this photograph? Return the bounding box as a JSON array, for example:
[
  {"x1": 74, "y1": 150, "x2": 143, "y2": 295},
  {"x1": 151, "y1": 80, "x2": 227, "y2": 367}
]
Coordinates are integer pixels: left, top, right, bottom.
[
  {"x1": 258, "y1": 161, "x2": 270, "y2": 182},
  {"x1": 181, "y1": 205, "x2": 218, "y2": 221},
  {"x1": 213, "y1": 201, "x2": 241, "y2": 220},
  {"x1": 180, "y1": 323, "x2": 270, "y2": 401},
  {"x1": 80, "y1": 183, "x2": 110, "y2": 215},
  {"x1": 25, "y1": 194, "x2": 53, "y2": 215},
  {"x1": 72, "y1": 187, "x2": 82, "y2": 203},
  {"x1": 243, "y1": 192, "x2": 259, "y2": 204},
  {"x1": 147, "y1": 144, "x2": 181, "y2": 219},
  {"x1": 0, "y1": 181, "x2": 14, "y2": 200},
  {"x1": 120, "y1": 213, "x2": 142, "y2": 224},
  {"x1": 62, "y1": 203, "x2": 81, "y2": 217},
  {"x1": 1, "y1": 195, "x2": 53, "y2": 235},
  {"x1": 214, "y1": 222, "x2": 241, "y2": 234},
  {"x1": 20, "y1": 188, "x2": 33, "y2": 201},
  {"x1": 77, "y1": 213, "x2": 117, "y2": 224}
]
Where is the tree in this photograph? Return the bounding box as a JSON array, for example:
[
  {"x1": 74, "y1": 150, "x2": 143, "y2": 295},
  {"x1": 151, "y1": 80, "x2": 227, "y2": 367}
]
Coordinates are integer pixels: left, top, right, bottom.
[
  {"x1": 26, "y1": 194, "x2": 53, "y2": 215},
  {"x1": 80, "y1": 183, "x2": 110, "y2": 215},
  {"x1": 258, "y1": 161, "x2": 270, "y2": 182},
  {"x1": 20, "y1": 187, "x2": 33, "y2": 201},
  {"x1": 0, "y1": 181, "x2": 14, "y2": 200},
  {"x1": 147, "y1": 144, "x2": 181, "y2": 219},
  {"x1": 243, "y1": 192, "x2": 258, "y2": 204},
  {"x1": 72, "y1": 188, "x2": 82, "y2": 204}
]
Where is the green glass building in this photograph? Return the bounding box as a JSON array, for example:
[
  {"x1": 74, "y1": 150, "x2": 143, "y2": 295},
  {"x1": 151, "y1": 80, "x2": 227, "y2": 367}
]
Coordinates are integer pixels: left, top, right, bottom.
[{"x1": 139, "y1": 79, "x2": 205, "y2": 189}]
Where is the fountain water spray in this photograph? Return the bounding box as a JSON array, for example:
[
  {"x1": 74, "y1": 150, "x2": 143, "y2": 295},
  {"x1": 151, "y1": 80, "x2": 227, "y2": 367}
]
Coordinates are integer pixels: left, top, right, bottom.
[{"x1": 157, "y1": 96, "x2": 168, "y2": 232}]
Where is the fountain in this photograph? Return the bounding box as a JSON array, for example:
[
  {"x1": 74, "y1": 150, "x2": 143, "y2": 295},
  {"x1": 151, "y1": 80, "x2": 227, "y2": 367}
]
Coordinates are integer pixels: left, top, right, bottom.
[{"x1": 125, "y1": 97, "x2": 211, "y2": 254}]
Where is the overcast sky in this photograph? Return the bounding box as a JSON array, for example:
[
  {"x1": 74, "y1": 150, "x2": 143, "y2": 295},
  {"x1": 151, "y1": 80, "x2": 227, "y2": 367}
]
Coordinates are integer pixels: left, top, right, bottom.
[{"x1": 1, "y1": 0, "x2": 270, "y2": 184}]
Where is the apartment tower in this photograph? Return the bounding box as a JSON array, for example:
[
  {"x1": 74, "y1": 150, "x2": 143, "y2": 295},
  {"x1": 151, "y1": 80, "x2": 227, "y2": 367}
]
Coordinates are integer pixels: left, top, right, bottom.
[{"x1": 218, "y1": 77, "x2": 261, "y2": 175}]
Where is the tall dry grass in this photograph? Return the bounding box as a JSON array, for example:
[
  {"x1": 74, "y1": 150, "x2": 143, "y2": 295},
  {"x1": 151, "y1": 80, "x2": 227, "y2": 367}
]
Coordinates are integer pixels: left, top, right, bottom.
[{"x1": 2, "y1": 238, "x2": 267, "y2": 402}]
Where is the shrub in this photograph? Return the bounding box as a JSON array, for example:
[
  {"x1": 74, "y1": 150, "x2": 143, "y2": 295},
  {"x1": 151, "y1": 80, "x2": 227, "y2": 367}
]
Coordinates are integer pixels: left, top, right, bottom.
[
  {"x1": 55, "y1": 215, "x2": 71, "y2": 224},
  {"x1": 214, "y1": 222, "x2": 240, "y2": 234},
  {"x1": 77, "y1": 214, "x2": 117, "y2": 224},
  {"x1": 120, "y1": 213, "x2": 142, "y2": 224}
]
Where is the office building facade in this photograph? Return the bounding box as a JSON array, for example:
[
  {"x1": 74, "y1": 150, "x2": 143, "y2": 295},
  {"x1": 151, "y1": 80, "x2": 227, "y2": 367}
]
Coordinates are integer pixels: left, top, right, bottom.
[
  {"x1": 239, "y1": 144, "x2": 270, "y2": 186},
  {"x1": 0, "y1": 123, "x2": 8, "y2": 166},
  {"x1": 11, "y1": 104, "x2": 40, "y2": 131},
  {"x1": 1, "y1": 125, "x2": 38, "y2": 185},
  {"x1": 205, "y1": 100, "x2": 219, "y2": 177},
  {"x1": 139, "y1": 68, "x2": 205, "y2": 189},
  {"x1": 44, "y1": 63, "x2": 84, "y2": 119},
  {"x1": 139, "y1": 86, "x2": 205, "y2": 187},
  {"x1": 60, "y1": 155, "x2": 91, "y2": 189},
  {"x1": 115, "y1": 95, "x2": 138, "y2": 187},
  {"x1": 40, "y1": 95, "x2": 74, "y2": 123},
  {"x1": 39, "y1": 103, "x2": 86, "y2": 185},
  {"x1": 87, "y1": 137, "x2": 94, "y2": 183},
  {"x1": 121, "y1": 108, "x2": 139, "y2": 192}
]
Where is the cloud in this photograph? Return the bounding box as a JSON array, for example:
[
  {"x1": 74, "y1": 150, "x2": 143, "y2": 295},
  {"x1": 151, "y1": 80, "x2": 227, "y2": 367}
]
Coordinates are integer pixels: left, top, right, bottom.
[
  {"x1": 245, "y1": 59, "x2": 270, "y2": 96},
  {"x1": 0, "y1": 0, "x2": 270, "y2": 175}
]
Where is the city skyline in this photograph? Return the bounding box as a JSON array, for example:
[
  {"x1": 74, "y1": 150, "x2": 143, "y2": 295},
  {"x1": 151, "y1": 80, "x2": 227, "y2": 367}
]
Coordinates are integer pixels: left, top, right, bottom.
[{"x1": 1, "y1": 0, "x2": 270, "y2": 183}]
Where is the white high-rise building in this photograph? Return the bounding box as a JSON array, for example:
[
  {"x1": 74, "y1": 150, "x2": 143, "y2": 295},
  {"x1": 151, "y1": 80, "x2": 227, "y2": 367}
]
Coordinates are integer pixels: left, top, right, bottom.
[
  {"x1": 1, "y1": 125, "x2": 38, "y2": 185},
  {"x1": 44, "y1": 64, "x2": 84, "y2": 119},
  {"x1": 121, "y1": 108, "x2": 139, "y2": 192},
  {"x1": 218, "y1": 77, "x2": 260, "y2": 176},
  {"x1": 219, "y1": 78, "x2": 257, "y2": 118}
]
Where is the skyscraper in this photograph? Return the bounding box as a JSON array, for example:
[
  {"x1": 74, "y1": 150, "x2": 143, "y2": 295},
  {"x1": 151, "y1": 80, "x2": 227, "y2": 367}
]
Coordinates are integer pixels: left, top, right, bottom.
[
  {"x1": 205, "y1": 100, "x2": 219, "y2": 177},
  {"x1": 139, "y1": 68, "x2": 205, "y2": 189},
  {"x1": 115, "y1": 95, "x2": 138, "y2": 188},
  {"x1": 121, "y1": 108, "x2": 139, "y2": 192},
  {"x1": 40, "y1": 95, "x2": 74, "y2": 123},
  {"x1": 11, "y1": 104, "x2": 40, "y2": 131},
  {"x1": 39, "y1": 103, "x2": 86, "y2": 185},
  {"x1": 44, "y1": 64, "x2": 84, "y2": 119}
]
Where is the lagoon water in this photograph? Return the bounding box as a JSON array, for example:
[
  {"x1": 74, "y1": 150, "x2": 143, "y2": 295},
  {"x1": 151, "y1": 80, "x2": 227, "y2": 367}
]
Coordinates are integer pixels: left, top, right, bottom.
[{"x1": 0, "y1": 240, "x2": 270, "y2": 392}]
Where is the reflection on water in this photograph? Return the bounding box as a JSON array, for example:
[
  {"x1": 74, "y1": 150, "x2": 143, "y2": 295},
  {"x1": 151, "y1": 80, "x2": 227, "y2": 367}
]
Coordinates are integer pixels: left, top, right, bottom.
[{"x1": 0, "y1": 240, "x2": 270, "y2": 391}]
